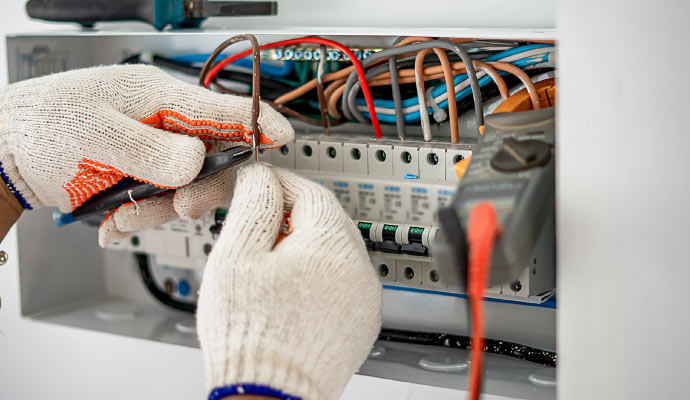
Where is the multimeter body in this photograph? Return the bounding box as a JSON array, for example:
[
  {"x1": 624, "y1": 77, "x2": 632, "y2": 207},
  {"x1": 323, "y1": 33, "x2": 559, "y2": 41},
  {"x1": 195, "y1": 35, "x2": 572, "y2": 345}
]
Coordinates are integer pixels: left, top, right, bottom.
[{"x1": 435, "y1": 107, "x2": 556, "y2": 289}]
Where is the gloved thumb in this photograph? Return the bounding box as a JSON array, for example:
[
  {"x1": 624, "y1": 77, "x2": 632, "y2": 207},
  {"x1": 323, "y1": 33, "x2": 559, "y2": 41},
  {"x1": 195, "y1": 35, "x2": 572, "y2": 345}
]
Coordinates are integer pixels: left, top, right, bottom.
[{"x1": 209, "y1": 163, "x2": 284, "y2": 260}]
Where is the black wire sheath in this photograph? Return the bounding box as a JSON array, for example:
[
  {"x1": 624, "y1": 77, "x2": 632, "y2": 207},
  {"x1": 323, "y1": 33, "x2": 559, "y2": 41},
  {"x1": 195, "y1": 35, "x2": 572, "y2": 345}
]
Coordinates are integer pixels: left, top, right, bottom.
[
  {"x1": 136, "y1": 253, "x2": 196, "y2": 313},
  {"x1": 133, "y1": 256, "x2": 558, "y2": 367},
  {"x1": 379, "y1": 328, "x2": 557, "y2": 367},
  {"x1": 121, "y1": 54, "x2": 292, "y2": 97}
]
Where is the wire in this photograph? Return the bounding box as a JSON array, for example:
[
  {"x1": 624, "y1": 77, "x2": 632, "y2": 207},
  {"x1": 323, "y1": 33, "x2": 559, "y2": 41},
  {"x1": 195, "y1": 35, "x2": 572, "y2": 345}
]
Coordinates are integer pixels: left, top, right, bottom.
[
  {"x1": 472, "y1": 61, "x2": 509, "y2": 100},
  {"x1": 171, "y1": 53, "x2": 294, "y2": 77},
  {"x1": 378, "y1": 328, "x2": 557, "y2": 366},
  {"x1": 212, "y1": 82, "x2": 346, "y2": 128},
  {"x1": 121, "y1": 53, "x2": 294, "y2": 97},
  {"x1": 316, "y1": 44, "x2": 330, "y2": 135},
  {"x1": 414, "y1": 48, "x2": 459, "y2": 142},
  {"x1": 388, "y1": 56, "x2": 405, "y2": 140},
  {"x1": 200, "y1": 34, "x2": 261, "y2": 159},
  {"x1": 426, "y1": 87, "x2": 447, "y2": 123},
  {"x1": 358, "y1": 67, "x2": 553, "y2": 124},
  {"x1": 488, "y1": 62, "x2": 540, "y2": 109},
  {"x1": 484, "y1": 43, "x2": 553, "y2": 61},
  {"x1": 325, "y1": 78, "x2": 347, "y2": 119},
  {"x1": 348, "y1": 52, "x2": 552, "y2": 116},
  {"x1": 466, "y1": 203, "x2": 500, "y2": 400},
  {"x1": 340, "y1": 39, "x2": 483, "y2": 135},
  {"x1": 136, "y1": 253, "x2": 196, "y2": 313},
  {"x1": 203, "y1": 36, "x2": 384, "y2": 138}
]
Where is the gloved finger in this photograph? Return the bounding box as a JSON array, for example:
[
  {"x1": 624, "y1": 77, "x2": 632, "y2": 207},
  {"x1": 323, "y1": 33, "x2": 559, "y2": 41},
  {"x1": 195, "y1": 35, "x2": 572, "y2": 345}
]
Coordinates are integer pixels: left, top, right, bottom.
[
  {"x1": 211, "y1": 163, "x2": 284, "y2": 258},
  {"x1": 174, "y1": 166, "x2": 239, "y2": 220},
  {"x1": 98, "y1": 193, "x2": 177, "y2": 247},
  {"x1": 271, "y1": 167, "x2": 361, "y2": 241},
  {"x1": 119, "y1": 65, "x2": 294, "y2": 148}
]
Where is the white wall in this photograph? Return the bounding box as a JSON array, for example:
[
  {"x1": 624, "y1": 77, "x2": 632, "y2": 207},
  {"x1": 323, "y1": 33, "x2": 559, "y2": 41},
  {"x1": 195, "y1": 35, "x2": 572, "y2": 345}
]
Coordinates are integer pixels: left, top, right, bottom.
[{"x1": 557, "y1": 1, "x2": 690, "y2": 399}]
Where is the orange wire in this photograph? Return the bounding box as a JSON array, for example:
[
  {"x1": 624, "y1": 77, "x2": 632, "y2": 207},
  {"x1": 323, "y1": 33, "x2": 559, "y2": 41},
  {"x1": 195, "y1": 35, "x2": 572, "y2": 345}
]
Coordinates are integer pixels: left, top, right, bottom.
[
  {"x1": 488, "y1": 61, "x2": 540, "y2": 109},
  {"x1": 466, "y1": 202, "x2": 500, "y2": 400},
  {"x1": 472, "y1": 61, "x2": 509, "y2": 100},
  {"x1": 325, "y1": 79, "x2": 347, "y2": 119},
  {"x1": 414, "y1": 48, "x2": 459, "y2": 142}
]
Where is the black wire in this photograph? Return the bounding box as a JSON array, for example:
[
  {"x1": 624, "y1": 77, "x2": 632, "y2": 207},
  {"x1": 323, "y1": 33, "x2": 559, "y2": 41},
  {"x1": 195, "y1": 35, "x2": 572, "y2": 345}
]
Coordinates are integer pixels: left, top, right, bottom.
[
  {"x1": 379, "y1": 328, "x2": 557, "y2": 367},
  {"x1": 136, "y1": 253, "x2": 196, "y2": 314},
  {"x1": 121, "y1": 54, "x2": 292, "y2": 100}
]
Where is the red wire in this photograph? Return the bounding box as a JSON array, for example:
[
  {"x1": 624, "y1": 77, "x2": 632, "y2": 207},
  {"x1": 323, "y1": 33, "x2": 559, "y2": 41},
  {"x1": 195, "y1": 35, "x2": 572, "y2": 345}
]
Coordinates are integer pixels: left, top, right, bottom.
[
  {"x1": 203, "y1": 36, "x2": 383, "y2": 139},
  {"x1": 466, "y1": 202, "x2": 500, "y2": 400}
]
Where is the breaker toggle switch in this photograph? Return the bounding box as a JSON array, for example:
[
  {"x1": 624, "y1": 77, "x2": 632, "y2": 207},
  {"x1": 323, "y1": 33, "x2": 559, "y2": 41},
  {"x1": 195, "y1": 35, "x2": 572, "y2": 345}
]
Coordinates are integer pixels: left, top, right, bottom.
[{"x1": 491, "y1": 137, "x2": 551, "y2": 172}]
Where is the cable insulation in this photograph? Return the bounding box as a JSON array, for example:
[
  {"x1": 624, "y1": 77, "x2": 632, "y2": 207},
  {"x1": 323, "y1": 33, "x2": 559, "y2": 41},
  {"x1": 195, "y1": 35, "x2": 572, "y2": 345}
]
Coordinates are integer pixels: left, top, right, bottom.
[
  {"x1": 466, "y1": 203, "x2": 500, "y2": 400},
  {"x1": 203, "y1": 36, "x2": 383, "y2": 138}
]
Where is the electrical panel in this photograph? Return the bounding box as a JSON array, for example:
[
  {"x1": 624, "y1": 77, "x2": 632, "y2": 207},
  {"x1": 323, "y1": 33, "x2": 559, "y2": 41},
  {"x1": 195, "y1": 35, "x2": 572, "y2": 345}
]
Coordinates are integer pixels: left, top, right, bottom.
[{"x1": 9, "y1": 32, "x2": 557, "y2": 398}]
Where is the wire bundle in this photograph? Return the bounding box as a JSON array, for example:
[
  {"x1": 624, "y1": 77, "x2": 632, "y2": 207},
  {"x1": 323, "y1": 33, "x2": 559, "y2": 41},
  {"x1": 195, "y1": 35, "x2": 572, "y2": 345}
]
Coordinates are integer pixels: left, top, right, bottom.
[{"x1": 127, "y1": 38, "x2": 554, "y2": 143}]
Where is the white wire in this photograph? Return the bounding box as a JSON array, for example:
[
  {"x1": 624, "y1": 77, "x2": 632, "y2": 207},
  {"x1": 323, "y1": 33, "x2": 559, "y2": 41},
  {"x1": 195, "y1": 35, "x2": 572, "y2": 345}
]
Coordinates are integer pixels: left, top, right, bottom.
[{"x1": 415, "y1": 61, "x2": 433, "y2": 141}]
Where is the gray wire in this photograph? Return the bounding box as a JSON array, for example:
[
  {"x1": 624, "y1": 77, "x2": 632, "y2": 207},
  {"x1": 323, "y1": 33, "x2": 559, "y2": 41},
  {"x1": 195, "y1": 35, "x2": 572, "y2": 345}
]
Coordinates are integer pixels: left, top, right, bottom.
[
  {"x1": 347, "y1": 62, "x2": 404, "y2": 125},
  {"x1": 388, "y1": 56, "x2": 405, "y2": 140},
  {"x1": 389, "y1": 37, "x2": 406, "y2": 140},
  {"x1": 341, "y1": 40, "x2": 484, "y2": 134}
]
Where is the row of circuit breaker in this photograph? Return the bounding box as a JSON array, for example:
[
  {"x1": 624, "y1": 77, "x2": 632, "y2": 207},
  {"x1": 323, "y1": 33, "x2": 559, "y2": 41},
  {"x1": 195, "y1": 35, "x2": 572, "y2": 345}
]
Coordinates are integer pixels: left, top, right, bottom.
[
  {"x1": 109, "y1": 210, "x2": 542, "y2": 301},
  {"x1": 259, "y1": 135, "x2": 471, "y2": 226},
  {"x1": 107, "y1": 135, "x2": 552, "y2": 302}
]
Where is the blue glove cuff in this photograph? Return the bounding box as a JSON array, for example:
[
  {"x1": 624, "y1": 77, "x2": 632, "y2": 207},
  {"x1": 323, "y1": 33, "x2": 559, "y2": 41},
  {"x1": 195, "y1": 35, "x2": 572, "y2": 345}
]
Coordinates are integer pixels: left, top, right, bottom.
[
  {"x1": 208, "y1": 384, "x2": 302, "y2": 400},
  {"x1": 0, "y1": 161, "x2": 32, "y2": 210}
]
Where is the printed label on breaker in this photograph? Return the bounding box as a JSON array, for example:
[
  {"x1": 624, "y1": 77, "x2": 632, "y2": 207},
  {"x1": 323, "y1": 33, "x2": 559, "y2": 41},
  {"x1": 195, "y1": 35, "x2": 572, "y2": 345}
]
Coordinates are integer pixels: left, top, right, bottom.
[
  {"x1": 382, "y1": 185, "x2": 406, "y2": 222},
  {"x1": 409, "y1": 187, "x2": 434, "y2": 224},
  {"x1": 169, "y1": 219, "x2": 193, "y2": 234},
  {"x1": 435, "y1": 189, "x2": 455, "y2": 224},
  {"x1": 357, "y1": 183, "x2": 379, "y2": 220},
  {"x1": 330, "y1": 180, "x2": 355, "y2": 216}
]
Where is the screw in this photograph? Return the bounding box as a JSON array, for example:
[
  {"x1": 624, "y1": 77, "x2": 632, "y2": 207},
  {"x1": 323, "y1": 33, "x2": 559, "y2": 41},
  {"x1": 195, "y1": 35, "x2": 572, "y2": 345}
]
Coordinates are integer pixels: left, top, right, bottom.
[
  {"x1": 429, "y1": 270, "x2": 440, "y2": 282},
  {"x1": 379, "y1": 264, "x2": 389, "y2": 277},
  {"x1": 0, "y1": 251, "x2": 7, "y2": 266},
  {"x1": 510, "y1": 280, "x2": 522, "y2": 292},
  {"x1": 203, "y1": 243, "x2": 213, "y2": 256}
]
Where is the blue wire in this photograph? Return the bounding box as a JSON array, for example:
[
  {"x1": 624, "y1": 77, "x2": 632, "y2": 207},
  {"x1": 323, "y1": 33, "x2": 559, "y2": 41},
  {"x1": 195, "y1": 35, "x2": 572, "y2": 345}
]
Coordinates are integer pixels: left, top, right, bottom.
[
  {"x1": 484, "y1": 43, "x2": 554, "y2": 62},
  {"x1": 349, "y1": 51, "x2": 551, "y2": 122},
  {"x1": 362, "y1": 75, "x2": 495, "y2": 123},
  {"x1": 356, "y1": 57, "x2": 549, "y2": 122},
  {"x1": 170, "y1": 54, "x2": 294, "y2": 77}
]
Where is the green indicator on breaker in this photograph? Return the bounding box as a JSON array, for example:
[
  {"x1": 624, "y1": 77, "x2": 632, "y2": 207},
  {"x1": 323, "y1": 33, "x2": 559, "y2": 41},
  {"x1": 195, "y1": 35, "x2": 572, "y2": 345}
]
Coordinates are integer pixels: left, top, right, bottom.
[
  {"x1": 383, "y1": 224, "x2": 398, "y2": 232},
  {"x1": 409, "y1": 227, "x2": 424, "y2": 235},
  {"x1": 358, "y1": 222, "x2": 373, "y2": 230}
]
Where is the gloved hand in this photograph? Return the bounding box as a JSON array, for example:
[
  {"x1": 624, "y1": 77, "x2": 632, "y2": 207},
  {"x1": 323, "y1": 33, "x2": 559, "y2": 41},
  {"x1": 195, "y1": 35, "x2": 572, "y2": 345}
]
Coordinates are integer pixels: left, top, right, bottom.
[
  {"x1": 197, "y1": 163, "x2": 382, "y2": 400},
  {"x1": 0, "y1": 64, "x2": 293, "y2": 246}
]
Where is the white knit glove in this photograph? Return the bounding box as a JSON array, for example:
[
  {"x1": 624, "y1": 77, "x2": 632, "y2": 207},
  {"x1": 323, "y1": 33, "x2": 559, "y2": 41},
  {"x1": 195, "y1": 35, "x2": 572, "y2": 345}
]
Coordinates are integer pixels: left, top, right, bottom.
[
  {"x1": 0, "y1": 65, "x2": 293, "y2": 246},
  {"x1": 197, "y1": 163, "x2": 382, "y2": 400}
]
